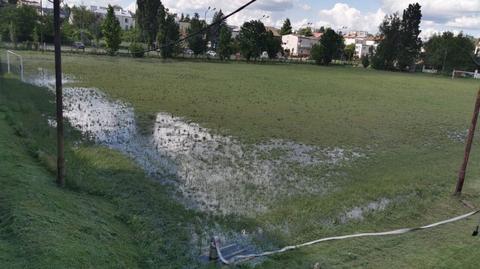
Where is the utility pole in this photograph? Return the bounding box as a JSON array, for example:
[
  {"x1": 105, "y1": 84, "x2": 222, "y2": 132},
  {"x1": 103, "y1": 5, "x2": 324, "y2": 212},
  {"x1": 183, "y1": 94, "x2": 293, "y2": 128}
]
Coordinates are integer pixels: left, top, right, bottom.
[
  {"x1": 455, "y1": 89, "x2": 480, "y2": 195},
  {"x1": 54, "y1": 0, "x2": 65, "y2": 187}
]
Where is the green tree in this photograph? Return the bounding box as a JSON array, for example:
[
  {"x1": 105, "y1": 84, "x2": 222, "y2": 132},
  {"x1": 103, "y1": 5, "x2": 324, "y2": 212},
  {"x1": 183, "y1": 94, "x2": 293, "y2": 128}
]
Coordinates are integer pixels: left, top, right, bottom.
[
  {"x1": 318, "y1": 28, "x2": 344, "y2": 65},
  {"x1": 8, "y1": 21, "x2": 16, "y2": 47},
  {"x1": 32, "y1": 25, "x2": 39, "y2": 49},
  {"x1": 102, "y1": 5, "x2": 122, "y2": 55},
  {"x1": 310, "y1": 43, "x2": 325, "y2": 64},
  {"x1": 423, "y1": 32, "x2": 476, "y2": 72},
  {"x1": 280, "y1": 18, "x2": 292, "y2": 35},
  {"x1": 217, "y1": 26, "x2": 232, "y2": 60},
  {"x1": 265, "y1": 31, "x2": 282, "y2": 58},
  {"x1": 136, "y1": 0, "x2": 164, "y2": 46},
  {"x1": 208, "y1": 10, "x2": 226, "y2": 50},
  {"x1": 123, "y1": 27, "x2": 140, "y2": 43},
  {"x1": 158, "y1": 13, "x2": 180, "y2": 58},
  {"x1": 344, "y1": 43, "x2": 356, "y2": 60},
  {"x1": 362, "y1": 55, "x2": 370, "y2": 68},
  {"x1": 70, "y1": 6, "x2": 96, "y2": 30},
  {"x1": 187, "y1": 13, "x2": 206, "y2": 55},
  {"x1": 238, "y1": 20, "x2": 267, "y2": 61},
  {"x1": 0, "y1": 5, "x2": 37, "y2": 42},
  {"x1": 372, "y1": 13, "x2": 401, "y2": 70},
  {"x1": 398, "y1": 3, "x2": 422, "y2": 71},
  {"x1": 297, "y1": 27, "x2": 313, "y2": 37}
]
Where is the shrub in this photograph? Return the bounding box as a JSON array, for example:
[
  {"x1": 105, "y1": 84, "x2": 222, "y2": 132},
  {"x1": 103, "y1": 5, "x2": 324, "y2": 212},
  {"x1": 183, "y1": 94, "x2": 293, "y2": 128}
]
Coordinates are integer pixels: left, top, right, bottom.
[
  {"x1": 362, "y1": 55, "x2": 370, "y2": 68},
  {"x1": 129, "y1": 42, "x2": 145, "y2": 58},
  {"x1": 310, "y1": 44, "x2": 325, "y2": 65}
]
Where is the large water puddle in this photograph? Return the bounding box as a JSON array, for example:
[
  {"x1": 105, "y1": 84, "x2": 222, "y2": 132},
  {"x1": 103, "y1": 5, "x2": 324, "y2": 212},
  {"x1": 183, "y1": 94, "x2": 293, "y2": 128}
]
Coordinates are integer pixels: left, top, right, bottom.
[{"x1": 28, "y1": 71, "x2": 367, "y2": 216}]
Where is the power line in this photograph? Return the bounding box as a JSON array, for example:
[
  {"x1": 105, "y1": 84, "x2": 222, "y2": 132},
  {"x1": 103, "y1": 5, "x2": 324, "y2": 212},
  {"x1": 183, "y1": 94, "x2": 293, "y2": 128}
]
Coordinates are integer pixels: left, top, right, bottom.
[{"x1": 147, "y1": 0, "x2": 258, "y2": 53}]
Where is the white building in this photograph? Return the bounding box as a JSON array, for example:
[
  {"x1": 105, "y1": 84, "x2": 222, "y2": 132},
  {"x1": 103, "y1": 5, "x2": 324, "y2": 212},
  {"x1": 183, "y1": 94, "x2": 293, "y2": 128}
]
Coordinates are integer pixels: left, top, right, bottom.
[
  {"x1": 90, "y1": 6, "x2": 135, "y2": 31},
  {"x1": 344, "y1": 31, "x2": 379, "y2": 58},
  {"x1": 281, "y1": 34, "x2": 320, "y2": 57}
]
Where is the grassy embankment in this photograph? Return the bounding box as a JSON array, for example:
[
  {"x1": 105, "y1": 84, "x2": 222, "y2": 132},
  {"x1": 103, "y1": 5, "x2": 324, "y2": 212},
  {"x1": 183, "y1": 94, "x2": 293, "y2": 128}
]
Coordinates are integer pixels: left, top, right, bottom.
[
  {"x1": 2, "y1": 50, "x2": 480, "y2": 268},
  {"x1": 0, "y1": 73, "x2": 241, "y2": 268}
]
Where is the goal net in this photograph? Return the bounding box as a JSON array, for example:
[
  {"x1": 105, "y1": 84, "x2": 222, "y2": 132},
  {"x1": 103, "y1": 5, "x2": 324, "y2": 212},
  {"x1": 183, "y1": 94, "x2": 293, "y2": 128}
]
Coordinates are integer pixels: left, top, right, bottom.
[
  {"x1": 5, "y1": 50, "x2": 24, "y2": 81},
  {"x1": 452, "y1": 69, "x2": 480, "y2": 80}
]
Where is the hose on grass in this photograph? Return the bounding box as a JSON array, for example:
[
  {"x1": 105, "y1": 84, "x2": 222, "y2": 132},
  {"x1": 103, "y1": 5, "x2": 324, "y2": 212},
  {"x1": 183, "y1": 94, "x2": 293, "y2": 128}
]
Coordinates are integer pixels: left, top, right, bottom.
[{"x1": 214, "y1": 210, "x2": 480, "y2": 265}]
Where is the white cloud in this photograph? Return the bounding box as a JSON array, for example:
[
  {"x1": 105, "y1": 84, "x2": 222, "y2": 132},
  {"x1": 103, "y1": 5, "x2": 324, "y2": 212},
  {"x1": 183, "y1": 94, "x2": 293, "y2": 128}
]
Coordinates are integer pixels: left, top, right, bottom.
[
  {"x1": 382, "y1": 0, "x2": 480, "y2": 17},
  {"x1": 446, "y1": 15, "x2": 480, "y2": 29},
  {"x1": 159, "y1": 0, "x2": 281, "y2": 25},
  {"x1": 126, "y1": 1, "x2": 136, "y2": 12},
  {"x1": 300, "y1": 4, "x2": 311, "y2": 11},
  {"x1": 64, "y1": 0, "x2": 126, "y2": 8},
  {"x1": 316, "y1": 3, "x2": 386, "y2": 33}
]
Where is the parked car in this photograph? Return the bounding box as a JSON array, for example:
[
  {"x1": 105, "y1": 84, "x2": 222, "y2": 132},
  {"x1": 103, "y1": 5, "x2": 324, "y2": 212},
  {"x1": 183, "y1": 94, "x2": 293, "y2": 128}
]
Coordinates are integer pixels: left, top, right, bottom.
[
  {"x1": 184, "y1": 49, "x2": 194, "y2": 56},
  {"x1": 72, "y1": 42, "x2": 85, "y2": 50},
  {"x1": 206, "y1": 50, "x2": 217, "y2": 57}
]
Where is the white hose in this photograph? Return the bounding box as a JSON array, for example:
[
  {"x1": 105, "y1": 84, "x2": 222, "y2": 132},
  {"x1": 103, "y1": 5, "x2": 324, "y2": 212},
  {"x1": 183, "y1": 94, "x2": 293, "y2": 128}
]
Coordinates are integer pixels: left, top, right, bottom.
[{"x1": 216, "y1": 210, "x2": 479, "y2": 264}]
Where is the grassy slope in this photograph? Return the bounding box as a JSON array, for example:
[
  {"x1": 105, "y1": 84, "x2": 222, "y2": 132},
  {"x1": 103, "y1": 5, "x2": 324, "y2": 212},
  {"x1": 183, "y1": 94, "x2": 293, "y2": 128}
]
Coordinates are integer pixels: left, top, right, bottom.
[
  {"x1": 2, "y1": 51, "x2": 480, "y2": 268},
  {"x1": 0, "y1": 110, "x2": 141, "y2": 267}
]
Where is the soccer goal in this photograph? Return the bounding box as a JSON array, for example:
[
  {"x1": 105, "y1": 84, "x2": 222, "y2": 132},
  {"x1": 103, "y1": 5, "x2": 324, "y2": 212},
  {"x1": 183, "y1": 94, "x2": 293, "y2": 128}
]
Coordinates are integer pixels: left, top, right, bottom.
[
  {"x1": 6, "y1": 50, "x2": 24, "y2": 81},
  {"x1": 452, "y1": 69, "x2": 480, "y2": 80}
]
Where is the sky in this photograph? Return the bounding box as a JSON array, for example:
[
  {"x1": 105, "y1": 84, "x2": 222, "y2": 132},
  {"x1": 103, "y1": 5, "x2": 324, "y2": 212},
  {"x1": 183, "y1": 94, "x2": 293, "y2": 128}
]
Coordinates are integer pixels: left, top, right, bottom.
[{"x1": 61, "y1": 0, "x2": 480, "y2": 38}]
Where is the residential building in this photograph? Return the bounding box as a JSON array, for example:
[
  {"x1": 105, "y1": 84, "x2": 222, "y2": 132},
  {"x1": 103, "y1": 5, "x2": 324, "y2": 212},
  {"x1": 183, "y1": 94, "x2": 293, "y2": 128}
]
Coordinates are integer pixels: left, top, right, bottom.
[
  {"x1": 90, "y1": 6, "x2": 135, "y2": 31},
  {"x1": 17, "y1": 0, "x2": 40, "y2": 8},
  {"x1": 179, "y1": 22, "x2": 191, "y2": 37},
  {"x1": 230, "y1": 25, "x2": 241, "y2": 39},
  {"x1": 343, "y1": 31, "x2": 379, "y2": 58},
  {"x1": 281, "y1": 34, "x2": 320, "y2": 57}
]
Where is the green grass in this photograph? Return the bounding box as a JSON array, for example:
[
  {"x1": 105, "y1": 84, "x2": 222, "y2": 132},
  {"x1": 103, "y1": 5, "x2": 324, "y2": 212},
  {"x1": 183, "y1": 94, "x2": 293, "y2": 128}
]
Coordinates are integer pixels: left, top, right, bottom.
[
  {"x1": 0, "y1": 75, "x2": 240, "y2": 268},
  {"x1": 2, "y1": 50, "x2": 480, "y2": 268}
]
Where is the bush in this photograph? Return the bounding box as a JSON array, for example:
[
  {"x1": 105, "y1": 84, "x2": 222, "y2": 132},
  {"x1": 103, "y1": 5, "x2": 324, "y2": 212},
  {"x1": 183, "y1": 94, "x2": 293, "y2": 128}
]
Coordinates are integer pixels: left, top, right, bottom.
[
  {"x1": 310, "y1": 44, "x2": 325, "y2": 65},
  {"x1": 129, "y1": 42, "x2": 145, "y2": 58},
  {"x1": 362, "y1": 55, "x2": 370, "y2": 68}
]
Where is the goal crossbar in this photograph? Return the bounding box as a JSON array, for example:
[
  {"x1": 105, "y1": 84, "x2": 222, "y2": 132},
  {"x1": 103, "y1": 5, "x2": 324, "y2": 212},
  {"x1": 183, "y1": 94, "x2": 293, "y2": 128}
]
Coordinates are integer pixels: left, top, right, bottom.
[
  {"x1": 6, "y1": 50, "x2": 24, "y2": 81},
  {"x1": 452, "y1": 69, "x2": 480, "y2": 80}
]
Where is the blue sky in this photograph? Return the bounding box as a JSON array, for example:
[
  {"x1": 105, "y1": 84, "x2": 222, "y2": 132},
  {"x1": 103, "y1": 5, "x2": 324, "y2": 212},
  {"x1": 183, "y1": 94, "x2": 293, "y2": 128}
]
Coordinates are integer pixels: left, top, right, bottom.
[{"x1": 63, "y1": 0, "x2": 480, "y2": 38}]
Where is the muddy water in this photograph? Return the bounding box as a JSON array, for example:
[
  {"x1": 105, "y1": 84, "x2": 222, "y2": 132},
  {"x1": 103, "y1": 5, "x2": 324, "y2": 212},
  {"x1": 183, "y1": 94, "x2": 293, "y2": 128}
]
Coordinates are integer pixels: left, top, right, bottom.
[{"x1": 28, "y1": 71, "x2": 367, "y2": 216}]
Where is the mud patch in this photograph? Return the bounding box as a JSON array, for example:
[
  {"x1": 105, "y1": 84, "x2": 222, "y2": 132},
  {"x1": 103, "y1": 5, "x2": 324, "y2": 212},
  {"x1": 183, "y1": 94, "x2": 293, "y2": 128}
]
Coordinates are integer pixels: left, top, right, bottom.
[
  {"x1": 447, "y1": 129, "x2": 468, "y2": 143},
  {"x1": 339, "y1": 198, "x2": 391, "y2": 223}
]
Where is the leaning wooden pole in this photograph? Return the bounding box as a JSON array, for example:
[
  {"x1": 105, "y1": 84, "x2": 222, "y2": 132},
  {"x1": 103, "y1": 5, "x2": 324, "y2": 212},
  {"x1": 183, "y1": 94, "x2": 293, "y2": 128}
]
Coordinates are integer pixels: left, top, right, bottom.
[
  {"x1": 455, "y1": 89, "x2": 480, "y2": 195},
  {"x1": 54, "y1": 0, "x2": 65, "y2": 187}
]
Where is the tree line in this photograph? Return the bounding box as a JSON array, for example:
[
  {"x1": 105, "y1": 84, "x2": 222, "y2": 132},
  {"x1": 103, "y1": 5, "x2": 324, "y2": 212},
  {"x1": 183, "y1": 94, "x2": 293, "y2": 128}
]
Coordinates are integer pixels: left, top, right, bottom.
[
  {"x1": 0, "y1": 0, "x2": 478, "y2": 70},
  {"x1": 372, "y1": 3, "x2": 478, "y2": 72}
]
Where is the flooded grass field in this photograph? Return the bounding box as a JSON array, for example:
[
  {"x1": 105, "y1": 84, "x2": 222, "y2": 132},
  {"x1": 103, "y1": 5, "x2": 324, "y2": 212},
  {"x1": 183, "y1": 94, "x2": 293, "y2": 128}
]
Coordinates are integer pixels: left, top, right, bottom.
[{"x1": 3, "y1": 51, "x2": 480, "y2": 268}]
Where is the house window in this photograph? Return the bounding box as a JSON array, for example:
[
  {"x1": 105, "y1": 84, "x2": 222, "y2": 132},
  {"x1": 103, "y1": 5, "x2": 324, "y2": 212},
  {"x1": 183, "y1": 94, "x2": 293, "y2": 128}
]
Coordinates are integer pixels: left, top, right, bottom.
[{"x1": 125, "y1": 18, "x2": 128, "y2": 23}]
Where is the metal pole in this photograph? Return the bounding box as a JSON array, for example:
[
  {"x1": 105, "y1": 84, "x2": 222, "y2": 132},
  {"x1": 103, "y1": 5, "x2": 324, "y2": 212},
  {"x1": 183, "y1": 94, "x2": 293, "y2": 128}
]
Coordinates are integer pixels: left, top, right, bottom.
[
  {"x1": 7, "y1": 51, "x2": 10, "y2": 74},
  {"x1": 6, "y1": 51, "x2": 10, "y2": 73},
  {"x1": 54, "y1": 0, "x2": 65, "y2": 187},
  {"x1": 455, "y1": 89, "x2": 480, "y2": 195},
  {"x1": 20, "y1": 55, "x2": 23, "y2": 81}
]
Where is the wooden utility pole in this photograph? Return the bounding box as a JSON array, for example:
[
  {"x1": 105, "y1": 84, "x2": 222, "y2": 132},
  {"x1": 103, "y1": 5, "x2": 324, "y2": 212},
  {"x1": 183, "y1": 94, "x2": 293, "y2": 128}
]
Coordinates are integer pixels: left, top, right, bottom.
[
  {"x1": 54, "y1": 0, "x2": 65, "y2": 187},
  {"x1": 455, "y1": 89, "x2": 480, "y2": 195}
]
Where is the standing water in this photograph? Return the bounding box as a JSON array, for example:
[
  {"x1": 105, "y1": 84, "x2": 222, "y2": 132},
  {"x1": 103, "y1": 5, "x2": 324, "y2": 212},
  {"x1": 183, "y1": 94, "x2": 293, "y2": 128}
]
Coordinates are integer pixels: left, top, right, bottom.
[{"x1": 28, "y1": 70, "x2": 367, "y2": 216}]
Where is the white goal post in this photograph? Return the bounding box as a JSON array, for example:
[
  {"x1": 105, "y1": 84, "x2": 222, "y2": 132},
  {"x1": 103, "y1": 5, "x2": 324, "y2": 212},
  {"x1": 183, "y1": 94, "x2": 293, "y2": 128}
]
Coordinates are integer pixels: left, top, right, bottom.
[
  {"x1": 6, "y1": 50, "x2": 24, "y2": 82},
  {"x1": 452, "y1": 69, "x2": 480, "y2": 80}
]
